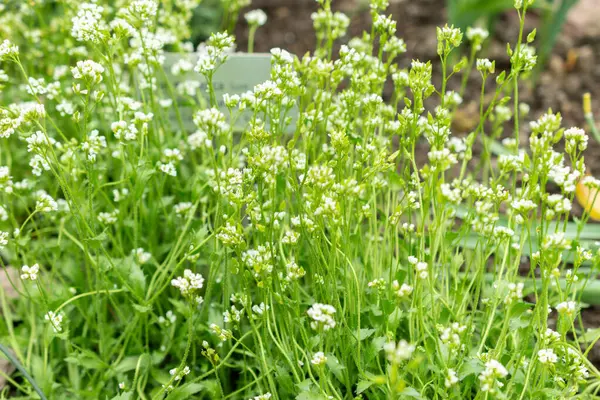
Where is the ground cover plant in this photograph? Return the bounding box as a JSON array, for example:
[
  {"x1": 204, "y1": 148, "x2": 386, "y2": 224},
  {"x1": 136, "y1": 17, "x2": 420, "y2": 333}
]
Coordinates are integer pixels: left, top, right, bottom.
[{"x1": 2, "y1": 0, "x2": 600, "y2": 398}]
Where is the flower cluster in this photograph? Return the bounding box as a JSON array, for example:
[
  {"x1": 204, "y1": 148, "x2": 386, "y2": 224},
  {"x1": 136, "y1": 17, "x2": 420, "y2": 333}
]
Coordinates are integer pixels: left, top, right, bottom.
[
  {"x1": 307, "y1": 303, "x2": 336, "y2": 331},
  {"x1": 171, "y1": 269, "x2": 204, "y2": 299}
]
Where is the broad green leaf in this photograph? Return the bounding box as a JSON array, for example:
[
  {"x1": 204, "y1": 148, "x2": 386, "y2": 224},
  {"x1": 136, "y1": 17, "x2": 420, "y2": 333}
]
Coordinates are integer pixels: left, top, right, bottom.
[
  {"x1": 359, "y1": 328, "x2": 376, "y2": 341},
  {"x1": 115, "y1": 356, "x2": 141, "y2": 373},
  {"x1": 401, "y1": 387, "x2": 422, "y2": 398},
  {"x1": 326, "y1": 354, "x2": 345, "y2": 383},
  {"x1": 132, "y1": 304, "x2": 152, "y2": 313},
  {"x1": 165, "y1": 383, "x2": 205, "y2": 400},
  {"x1": 459, "y1": 358, "x2": 483, "y2": 379},
  {"x1": 356, "y1": 380, "x2": 373, "y2": 394},
  {"x1": 115, "y1": 257, "x2": 147, "y2": 298}
]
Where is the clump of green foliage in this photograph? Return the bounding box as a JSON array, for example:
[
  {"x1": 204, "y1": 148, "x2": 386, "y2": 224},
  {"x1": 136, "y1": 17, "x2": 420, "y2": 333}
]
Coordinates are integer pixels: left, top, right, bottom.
[{"x1": 1, "y1": 0, "x2": 600, "y2": 399}]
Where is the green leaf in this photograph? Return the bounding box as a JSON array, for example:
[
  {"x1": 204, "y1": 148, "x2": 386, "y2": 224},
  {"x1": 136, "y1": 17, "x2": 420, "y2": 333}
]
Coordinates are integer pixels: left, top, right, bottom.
[
  {"x1": 509, "y1": 302, "x2": 534, "y2": 330},
  {"x1": 84, "y1": 230, "x2": 108, "y2": 245},
  {"x1": 356, "y1": 380, "x2": 373, "y2": 394},
  {"x1": 580, "y1": 327, "x2": 600, "y2": 343},
  {"x1": 110, "y1": 392, "x2": 133, "y2": 400},
  {"x1": 372, "y1": 336, "x2": 387, "y2": 352},
  {"x1": 65, "y1": 350, "x2": 107, "y2": 370},
  {"x1": 326, "y1": 354, "x2": 345, "y2": 382},
  {"x1": 133, "y1": 166, "x2": 155, "y2": 201},
  {"x1": 401, "y1": 387, "x2": 422, "y2": 398},
  {"x1": 359, "y1": 329, "x2": 376, "y2": 341},
  {"x1": 296, "y1": 393, "x2": 328, "y2": 400},
  {"x1": 459, "y1": 358, "x2": 483, "y2": 379},
  {"x1": 115, "y1": 356, "x2": 141, "y2": 373},
  {"x1": 132, "y1": 304, "x2": 152, "y2": 313},
  {"x1": 115, "y1": 257, "x2": 147, "y2": 298},
  {"x1": 165, "y1": 383, "x2": 205, "y2": 400}
]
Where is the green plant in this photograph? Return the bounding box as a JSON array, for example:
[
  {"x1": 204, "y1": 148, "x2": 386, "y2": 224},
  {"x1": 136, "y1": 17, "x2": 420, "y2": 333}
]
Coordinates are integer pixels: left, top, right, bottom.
[
  {"x1": 1, "y1": 0, "x2": 600, "y2": 399},
  {"x1": 448, "y1": 0, "x2": 579, "y2": 74}
]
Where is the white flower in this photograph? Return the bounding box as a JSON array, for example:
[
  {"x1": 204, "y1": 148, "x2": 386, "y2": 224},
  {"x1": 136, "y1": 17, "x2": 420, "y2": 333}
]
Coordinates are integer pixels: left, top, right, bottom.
[
  {"x1": 504, "y1": 282, "x2": 524, "y2": 305},
  {"x1": 71, "y1": 3, "x2": 107, "y2": 43},
  {"x1": 541, "y1": 328, "x2": 560, "y2": 345},
  {"x1": 194, "y1": 32, "x2": 235, "y2": 75},
  {"x1": 251, "y1": 302, "x2": 270, "y2": 317},
  {"x1": 242, "y1": 244, "x2": 274, "y2": 279},
  {"x1": 158, "y1": 310, "x2": 177, "y2": 326},
  {"x1": 556, "y1": 301, "x2": 577, "y2": 317},
  {"x1": 311, "y1": 351, "x2": 327, "y2": 366},
  {"x1": 163, "y1": 148, "x2": 183, "y2": 162},
  {"x1": 445, "y1": 368, "x2": 459, "y2": 388},
  {"x1": 307, "y1": 303, "x2": 336, "y2": 331},
  {"x1": 270, "y1": 48, "x2": 294, "y2": 64},
  {"x1": 415, "y1": 261, "x2": 428, "y2": 280},
  {"x1": 81, "y1": 130, "x2": 107, "y2": 162},
  {"x1": 245, "y1": 9, "x2": 267, "y2": 26},
  {"x1": 210, "y1": 323, "x2": 232, "y2": 341},
  {"x1": 111, "y1": 121, "x2": 138, "y2": 141},
  {"x1": 476, "y1": 58, "x2": 495, "y2": 74},
  {"x1": 437, "y1": 24, "x2": 462, "y2": 50},
  {"x1": 128, "y1": 0, "x2": 158, "y2": 22},
  {"x1": 479, "y1": 359, "x2": 508, "y2": 393},
  {"x1": 36, "y1": 191, "x2": 58, "y2": 212},
  {"x1": 71, "y1": 60, "x2": 104, "y2": 85},
  {"x1": 98, "y1": 209, "x2": 119, "y2": 225},
  {"x1": 476, "y1": 58, "x2": 494, "y2": 73},
  {"x1": 0, "y1": 39, "x2": 19, "y2": 61},
  {"x1": 223, "y1": 305, "x2": 244, "y2": 324},
  {"x1": 171, "y1": 269, "x2": 204, "y2": 297},
  {"x1": 511, "y1": 198, "x2": 536, "y2": 214},
  {"x1": 113, "y1": 188, "x2": 129, "y2": 202},
  {"x1": 249, "y1": 393, "x2": 272, "y2": 400},
  {"x1": 581, "y1": 175, "x2": 600, "y2": 190},
  {"x1": 537, "y1": 349, "x2": 558, "y2": 365},
  {"x1": 158, "y1": 162, "x2": 177, "y2": 177},
  {"x1": 174, "y1": 202, "x2": 194, "y2": 216},
  {"x1": 466, "y1": 27, "x2": 489, "y2": 49},
  {"x1": 281, "y1": 230, "x2": 300, "y2": 244},
  {"x1": 542, "y1": 232, "x2": 571, "y2": 251},
  {"x1": 0, "y1": 167, "x2": 13, "y2": 193},
  {"x1": 0, "y1": 231, "x2": 8, "y2": 249},
  {"x1": 132, "y1": 248, "x2": 151, "y2": 264},
  {"x1": 21, "y1": 264, "x2": 40, "y2": 281},
  {"x1": 216, "y1": 222, "x2": 244, "y2": 246},
  {"x1": 392, "y1": 280, "x2": 413, "y2": 298},
  {"x1": 45, "y1": 311, "x2": 64, "y2": 332},
  {"x1": 169, "y1": 365, "x2": 190, "y2": 381},
  {"x1": 439, "y1": 323, "x2": 466, "y2": 353},
  {"x1": 564, "y1": 127, "x2": 588, "y2": 153},
  {"x1": 286, "y1": 260, "x2": 305, "y2": 281},
  {"x1": 29, "y1": 154, "x2": 55, "y2": 177},
  {"x1": 384, "y1": 340, "x2": 415, "y2": 363}
]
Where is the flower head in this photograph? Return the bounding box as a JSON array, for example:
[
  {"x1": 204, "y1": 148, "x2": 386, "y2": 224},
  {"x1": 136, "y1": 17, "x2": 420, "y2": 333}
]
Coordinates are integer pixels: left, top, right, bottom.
[
  {"x1": 245, "y1": 10, "x2": 267, "y2": 26},
  {"x1": 307, "y1": 303, "x2": 336, "y2": 331},
  {"x1": 21, "y1": 264, "x2": 40, "y2": 281}
]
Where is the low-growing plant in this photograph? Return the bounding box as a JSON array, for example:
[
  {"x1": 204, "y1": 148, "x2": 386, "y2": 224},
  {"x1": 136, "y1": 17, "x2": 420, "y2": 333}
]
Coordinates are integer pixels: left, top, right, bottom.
[
  {"x1": 447, "y1": 0, "x2": 579, "y2": 75},
  {"x1": 1, "y1": 0, "x2": 600, "y2": 399}
]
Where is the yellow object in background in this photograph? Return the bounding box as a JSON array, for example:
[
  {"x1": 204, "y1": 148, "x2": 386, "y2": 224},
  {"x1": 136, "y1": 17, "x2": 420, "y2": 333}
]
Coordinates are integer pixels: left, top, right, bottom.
[{"x1": 576, "y1": 176, "x2": 600, "y2": 221}]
